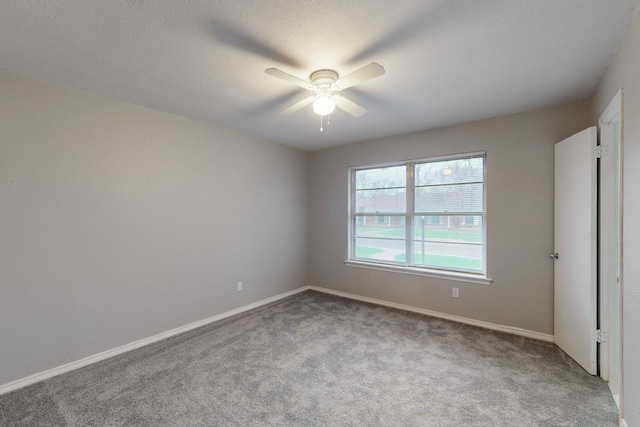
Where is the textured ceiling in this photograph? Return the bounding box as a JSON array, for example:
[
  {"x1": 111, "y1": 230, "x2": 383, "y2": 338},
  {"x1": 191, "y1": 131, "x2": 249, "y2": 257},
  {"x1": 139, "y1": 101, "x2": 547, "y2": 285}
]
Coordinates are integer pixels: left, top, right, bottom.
[{"x1": 1, "y1": 1, "x2": 639, "y2": 150}]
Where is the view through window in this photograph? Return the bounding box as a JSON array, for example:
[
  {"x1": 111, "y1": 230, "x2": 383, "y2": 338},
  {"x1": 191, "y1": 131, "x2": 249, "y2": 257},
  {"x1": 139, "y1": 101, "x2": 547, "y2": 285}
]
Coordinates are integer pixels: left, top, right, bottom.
[{"x1": 350, "y1": 153, "x2": 486, "y2": 275}]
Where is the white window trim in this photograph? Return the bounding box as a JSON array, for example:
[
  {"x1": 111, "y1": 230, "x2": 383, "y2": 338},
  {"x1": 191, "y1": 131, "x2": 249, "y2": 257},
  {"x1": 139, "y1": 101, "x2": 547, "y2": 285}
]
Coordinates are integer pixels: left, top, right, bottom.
[
  {"x1": 347, "y1": 151, "x2": 491, "y2": 285},
  {"x1": 344, "y1": 259, "x2": 493, "y2": 285}
]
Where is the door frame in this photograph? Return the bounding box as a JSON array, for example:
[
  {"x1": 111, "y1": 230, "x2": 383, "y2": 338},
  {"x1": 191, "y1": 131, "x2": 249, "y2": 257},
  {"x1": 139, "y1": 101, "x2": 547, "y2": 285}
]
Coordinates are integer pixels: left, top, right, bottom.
[{"x1": 598, "y1": 89, "x2": 623, "y2": 412}]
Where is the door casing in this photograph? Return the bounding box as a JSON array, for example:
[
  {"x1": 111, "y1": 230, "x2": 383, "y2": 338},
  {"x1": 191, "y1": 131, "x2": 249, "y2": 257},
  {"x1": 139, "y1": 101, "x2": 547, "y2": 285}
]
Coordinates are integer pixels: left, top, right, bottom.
[{"x1": 598, "y1": 89, "x2": 623, "y2": 411}]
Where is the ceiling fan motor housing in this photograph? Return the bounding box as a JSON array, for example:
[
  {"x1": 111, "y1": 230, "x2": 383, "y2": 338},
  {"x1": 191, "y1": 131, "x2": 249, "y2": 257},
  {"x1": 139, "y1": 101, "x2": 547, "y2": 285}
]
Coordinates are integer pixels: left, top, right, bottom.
[{"x1": 310, "y1": 69, "x2": 339, "y2": 90}]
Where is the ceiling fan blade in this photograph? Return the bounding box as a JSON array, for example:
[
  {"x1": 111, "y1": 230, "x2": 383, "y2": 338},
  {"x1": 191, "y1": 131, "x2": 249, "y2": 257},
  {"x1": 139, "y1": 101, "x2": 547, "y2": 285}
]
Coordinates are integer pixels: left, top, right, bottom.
[
  {"x1": 348, "y1": 1, "x2": 477, "y2": 64},
  {"x1": 210, "y1": 20, "x2": 301, "y2": 67},
  {"x1": 281, "y1": 95, "x2": 315, "y2": 115},
  {"x1": 334, "y1": 95, "x2": 367, "y2": 117},
  {"x1": 334, "y1": 62, "x2": 385, "y2": 90},
  {"x1": 265, "y1": 68, "x2": 314, "y2": 90},
  {"x1": 246, "y1": 89, "x2": 302, "y2": 116}
]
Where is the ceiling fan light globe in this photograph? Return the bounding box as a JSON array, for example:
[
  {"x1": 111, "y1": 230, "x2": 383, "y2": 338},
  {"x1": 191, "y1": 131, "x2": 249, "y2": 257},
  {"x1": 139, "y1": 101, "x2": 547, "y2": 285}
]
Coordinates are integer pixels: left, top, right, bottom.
[{"x1": 313, "y1": 96, "x2": 335, "y2": 116}]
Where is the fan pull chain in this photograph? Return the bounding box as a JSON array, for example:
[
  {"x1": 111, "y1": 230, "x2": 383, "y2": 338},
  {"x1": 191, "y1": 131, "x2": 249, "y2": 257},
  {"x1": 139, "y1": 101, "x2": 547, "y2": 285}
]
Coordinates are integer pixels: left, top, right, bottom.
[{"x1": 320, "y1": 114, "x2": 331, "y2": 132}]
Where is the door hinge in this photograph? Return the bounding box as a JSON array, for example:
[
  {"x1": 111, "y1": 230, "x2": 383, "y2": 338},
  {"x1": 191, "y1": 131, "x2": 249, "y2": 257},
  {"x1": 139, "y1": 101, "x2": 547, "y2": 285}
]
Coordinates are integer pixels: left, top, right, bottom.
[
  {"x1": 595, "y1": 329, "x2": 607, "y2": 343},
  {"x1": 596, "y1": 145, "x2": 608, "y2": 158}
]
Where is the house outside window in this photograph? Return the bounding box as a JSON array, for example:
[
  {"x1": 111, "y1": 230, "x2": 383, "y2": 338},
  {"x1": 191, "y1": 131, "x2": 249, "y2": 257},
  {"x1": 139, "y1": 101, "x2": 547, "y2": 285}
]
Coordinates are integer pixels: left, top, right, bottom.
[
  {"x1": 375, "y1": 215, "x2": 389, "y2": 225},
  {"x1": 349, "y1": 152, "x2": 486, "y2": 276}
]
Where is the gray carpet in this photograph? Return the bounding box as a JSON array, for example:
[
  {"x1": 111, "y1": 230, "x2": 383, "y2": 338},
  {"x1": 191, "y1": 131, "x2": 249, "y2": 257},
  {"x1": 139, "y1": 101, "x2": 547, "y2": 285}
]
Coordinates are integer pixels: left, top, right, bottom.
[{"x1": 0, "y1": 290, "x2": 618, "y2": 426}]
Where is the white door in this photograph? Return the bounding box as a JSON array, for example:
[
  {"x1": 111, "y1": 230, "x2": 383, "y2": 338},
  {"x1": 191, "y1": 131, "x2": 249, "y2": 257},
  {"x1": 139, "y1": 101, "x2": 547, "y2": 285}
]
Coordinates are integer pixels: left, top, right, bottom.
[{"x1": 554, "y1": 126, "x2": 598, "y2": 375}]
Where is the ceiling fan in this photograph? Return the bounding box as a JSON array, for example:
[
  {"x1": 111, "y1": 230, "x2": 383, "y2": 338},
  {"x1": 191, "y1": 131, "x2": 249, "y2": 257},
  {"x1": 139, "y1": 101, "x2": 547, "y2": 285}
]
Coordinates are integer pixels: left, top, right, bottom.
[{"x1": 264, "y1": 62, "x2": 385, "y2": 118}]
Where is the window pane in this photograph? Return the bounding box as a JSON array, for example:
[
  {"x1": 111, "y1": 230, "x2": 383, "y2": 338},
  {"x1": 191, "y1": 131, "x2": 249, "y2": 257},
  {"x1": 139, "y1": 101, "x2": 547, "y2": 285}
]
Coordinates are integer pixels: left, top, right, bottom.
[
  {"x1": 355, "y1": 165, "x2": 406, "y2": 189},
  {"x1": 356, "y1": 188, "x2": 406, "y2": 213},
  {"x1": 354, "y1": 236, "x2": 405, "y2": 263},
  {"x1": 411, "y1": 215, "x2": 483, "y2": 271},
  {"x1": 412, "y1": 216, "x2": 483, "y2": 242},
  {"x1": 355, "y1": 217, "x2": 405, "y2": 237},
  {"x1": 415, "y1": 157, "x2": 484, "y2": 186},
  {"x1": 411, "y1": 242, "x2": 483, "y2": 271},
  {"x1": 415, "y1": 183, "x2": 483, "y2": 213}
]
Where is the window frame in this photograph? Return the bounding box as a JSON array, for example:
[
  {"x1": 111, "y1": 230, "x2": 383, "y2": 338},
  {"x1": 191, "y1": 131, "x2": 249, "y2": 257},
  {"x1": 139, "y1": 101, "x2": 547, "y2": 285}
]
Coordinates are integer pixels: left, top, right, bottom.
[{"x1": 346, "y1": 151, "x2": 491, "y2": 285}]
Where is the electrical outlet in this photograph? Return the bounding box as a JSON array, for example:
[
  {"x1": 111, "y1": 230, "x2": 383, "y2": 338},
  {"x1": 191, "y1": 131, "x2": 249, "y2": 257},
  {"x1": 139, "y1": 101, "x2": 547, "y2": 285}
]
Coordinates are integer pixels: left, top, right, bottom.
[
  {"x1": 452, "y1": 287, "x2": 459, "y2": 298},
  {"x1": 237, "y1": 281, "x2": 243, "y2": 292}
]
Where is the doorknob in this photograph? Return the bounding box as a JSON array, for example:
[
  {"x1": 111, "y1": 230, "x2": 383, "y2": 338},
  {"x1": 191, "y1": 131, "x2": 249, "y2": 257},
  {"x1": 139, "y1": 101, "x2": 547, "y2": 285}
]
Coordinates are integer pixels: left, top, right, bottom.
[{"x1": 549, "y1": 253, "x2": 559, "y2": 259}]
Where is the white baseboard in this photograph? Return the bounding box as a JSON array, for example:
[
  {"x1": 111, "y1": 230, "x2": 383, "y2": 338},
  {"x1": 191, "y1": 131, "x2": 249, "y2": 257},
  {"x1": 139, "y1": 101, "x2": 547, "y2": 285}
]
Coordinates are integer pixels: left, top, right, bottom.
[
  {"x1": 1, "y1": 284, "x2": 554, "y2": 396},
  {"x1": 0, "y1": 286, "x2": 311, "y2": 396},
  {"x1": 620, "y1": 418, "x2": 628, "y2": 427},
  {"x1": 309, "y1": 286, "x2": 554, "y2": 343}
]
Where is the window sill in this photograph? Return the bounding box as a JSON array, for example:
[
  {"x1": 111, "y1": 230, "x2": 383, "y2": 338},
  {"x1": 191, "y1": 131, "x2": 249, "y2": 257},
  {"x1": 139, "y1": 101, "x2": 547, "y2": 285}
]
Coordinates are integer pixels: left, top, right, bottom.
[{"x1": 344, "y1": 260, "x2": 493, "y2": 285}]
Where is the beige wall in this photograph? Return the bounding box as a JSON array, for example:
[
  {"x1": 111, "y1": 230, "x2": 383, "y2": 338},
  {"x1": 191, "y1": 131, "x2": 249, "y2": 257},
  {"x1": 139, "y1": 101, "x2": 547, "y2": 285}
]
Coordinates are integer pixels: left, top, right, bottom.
[
  {"x1": 594, "y1": 11, "x2": 640, "y2": 426},
  {"x1": 309, "y1": 100, "x2": 593, "y2": 335},
  {"x1": 0, "y1": 70, "x2": 309, "y2": 385}
]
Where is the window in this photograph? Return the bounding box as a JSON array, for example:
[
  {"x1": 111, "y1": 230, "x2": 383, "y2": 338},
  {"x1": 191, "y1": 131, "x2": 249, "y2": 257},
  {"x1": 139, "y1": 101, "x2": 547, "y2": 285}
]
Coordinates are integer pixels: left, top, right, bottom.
[{"x1": 349, "y1": 152, "x2": 486, "y2": 277}]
